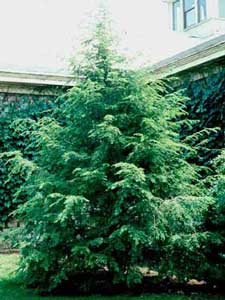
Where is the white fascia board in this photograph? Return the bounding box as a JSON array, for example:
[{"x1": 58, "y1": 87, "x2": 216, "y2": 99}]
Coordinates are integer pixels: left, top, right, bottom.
[
  {"x1": 151, "y1": 34, "x2": 225, "y2": 78},
  {"x1": 0, "y1": 70, "x2": 75, "y2": 87},
  {"x1": 157, "y1": 48, "x2": 225, "y2": 78}
]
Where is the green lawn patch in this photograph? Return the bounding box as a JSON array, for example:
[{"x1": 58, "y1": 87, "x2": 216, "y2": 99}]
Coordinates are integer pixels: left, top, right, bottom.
[{"x1": 0, "y1": 254, "x2": 223, "y2": 300}]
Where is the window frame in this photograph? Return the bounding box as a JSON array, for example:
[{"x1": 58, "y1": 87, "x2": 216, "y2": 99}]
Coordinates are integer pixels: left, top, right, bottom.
[
  {"x1": 172, "y1": 0, "x2": 181, "y2": 31},
  {"x1": 171, "y1": 0, "x2": 208, "y2": 31},
  {"x1": 183, "y1": 0, "x2": 196, "y2": 29},
  {"x1": 197, "y1": 0, "x2": 207, "y2": 22}
]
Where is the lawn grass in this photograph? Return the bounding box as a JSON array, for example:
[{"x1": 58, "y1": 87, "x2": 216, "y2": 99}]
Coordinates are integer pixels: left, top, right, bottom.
[{"x1": 0, "y1": 254, "x2": 224, "y2": 300}]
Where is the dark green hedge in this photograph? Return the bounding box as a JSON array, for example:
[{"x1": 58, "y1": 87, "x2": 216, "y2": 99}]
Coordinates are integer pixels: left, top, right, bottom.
[
  {"x1": 0, "y1": 92, "x2": 57, "y2": 227},
  {"x1": 182, "y1": 68, "x2": 225, "y2": 167}
]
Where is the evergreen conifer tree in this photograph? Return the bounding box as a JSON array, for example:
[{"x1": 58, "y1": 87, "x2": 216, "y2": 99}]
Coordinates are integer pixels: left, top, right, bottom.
[
  {"x1": 16, "y1": 12, "x2": 206, "y2": 293},
  {"x1": 199, "y1": 151, "x2": 225, "y2": 285}
]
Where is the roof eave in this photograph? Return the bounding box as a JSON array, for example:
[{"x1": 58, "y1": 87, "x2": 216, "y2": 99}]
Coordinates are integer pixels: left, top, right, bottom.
[{"x1": 151, "y1": 34, "x2": 225, "y2": 78}]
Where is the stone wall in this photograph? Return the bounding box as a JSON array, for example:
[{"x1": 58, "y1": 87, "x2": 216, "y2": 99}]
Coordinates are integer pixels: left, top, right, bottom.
[{"x1": 0, "y1": 91, "x2": 57, "y2": 120}]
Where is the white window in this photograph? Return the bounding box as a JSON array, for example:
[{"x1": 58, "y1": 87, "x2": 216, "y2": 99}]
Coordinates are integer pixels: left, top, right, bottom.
[
  {"x1": 172, "y1": 0, "x2": 181, "y2": 30},
  {"x1": 184, "y1": 0, "x2": 196, "y2": 28},
  {"x1": 172, "y1": 0, "x2": 207, "y2": 31}
]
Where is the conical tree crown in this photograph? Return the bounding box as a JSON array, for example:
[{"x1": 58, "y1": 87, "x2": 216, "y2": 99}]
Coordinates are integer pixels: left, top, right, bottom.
[{"x1": 17, "y1": 14, "x2": 202, "y2": 292}]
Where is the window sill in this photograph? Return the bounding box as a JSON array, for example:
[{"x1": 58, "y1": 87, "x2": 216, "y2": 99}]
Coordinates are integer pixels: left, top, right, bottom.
[{"x1": 183, "y1": 18, "x2": 210, "y2": 32}]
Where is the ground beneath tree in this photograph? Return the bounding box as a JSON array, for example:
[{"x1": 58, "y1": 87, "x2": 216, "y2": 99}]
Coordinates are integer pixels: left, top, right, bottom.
[{"x1": 0, "y1": 254, "x2": 224, "y2": 300}]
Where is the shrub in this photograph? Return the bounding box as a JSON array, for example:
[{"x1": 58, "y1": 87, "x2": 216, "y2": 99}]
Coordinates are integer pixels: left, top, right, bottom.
[
  {"x1": 0, "y1": 151, "x2": 33, "y2": 227},
  {"x1": 182, "y1": 69, "x2": 225, "y2": 167},
  {"x1": 201, "y1": 151, "x2": 225, "y2": 284},
  {"x1": 0, "y1": 93, "x2": 58, "y2": 225}
]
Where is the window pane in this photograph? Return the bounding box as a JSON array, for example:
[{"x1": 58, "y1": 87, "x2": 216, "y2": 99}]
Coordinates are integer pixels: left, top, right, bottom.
[
  {"x1": 184, "y1": 9, "x2": 196, "y2": 28},
  {"x1": 172, "y1": 1, "x2": 181, "y2": 30},
  {"x1": 184, "y1": 0, "x2": 195, "y2": 11},
  {"x1": 198, "y1": 0, "x2": 207, "y2": 21},
  {"x1": 219, "y1": 0, "x2": 225, "y2": 17}
]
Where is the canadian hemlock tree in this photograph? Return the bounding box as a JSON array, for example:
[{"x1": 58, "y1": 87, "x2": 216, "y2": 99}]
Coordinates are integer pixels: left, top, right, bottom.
[{"x1": 16, "y1": 16, "x2": 208, "y2": 293}]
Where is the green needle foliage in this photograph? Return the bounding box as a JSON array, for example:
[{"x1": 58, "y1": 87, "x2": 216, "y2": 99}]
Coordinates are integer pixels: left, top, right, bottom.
[
  {"x1": 200, "y1": 151, "x2": 225, "y2": 284},
  {"x1": 0, "y1": 151, "x2": 33, "y2": 228},
  {"x1": 0, "y1": 92, "x2": 57, "y2": 226},
  {"x1": 183, "y1": 69, "x2": 225, "y2": 167},
  {"x1": 16, "y1": 15, "x2": 207, "y2": 293}
]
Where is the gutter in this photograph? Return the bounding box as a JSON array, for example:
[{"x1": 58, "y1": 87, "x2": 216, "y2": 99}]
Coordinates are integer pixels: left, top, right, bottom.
[
  {"x1": 0, "y1": 70, "x2": 74, "y2": 87},
  {"x1": 151, "y1": 34, "x2": 225, "y2": 78}
]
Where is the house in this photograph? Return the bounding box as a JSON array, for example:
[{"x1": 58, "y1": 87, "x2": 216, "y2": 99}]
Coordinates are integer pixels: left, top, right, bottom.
[
  {"x1": 152, "y1": 0, "x2": 225, "y2": 79},
  {"x1": 151, "y1": 0, "x2": 225, "y2": 166},
  {"x1": 166, "y1": 0, "x2": 225, "y2": 37},
  {"x1": 0, "y1": 1, "x2": 224, "y2": 101}
]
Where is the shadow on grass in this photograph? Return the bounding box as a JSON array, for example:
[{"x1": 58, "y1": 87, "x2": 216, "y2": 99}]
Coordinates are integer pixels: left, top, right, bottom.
[
  {"x1": 1, "y1": 277, "x2": 225, "y2": 300},
  {"x1": 0, "y1": 255, "x2": 224, "y2": 300}
]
